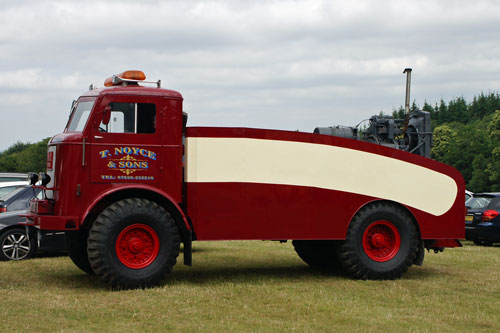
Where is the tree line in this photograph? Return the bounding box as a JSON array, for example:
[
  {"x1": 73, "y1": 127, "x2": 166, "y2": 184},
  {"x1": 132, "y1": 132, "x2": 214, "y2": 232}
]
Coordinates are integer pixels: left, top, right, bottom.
[
  {"x1": 0, "y1": 138, "x2": 50, "y2": 173},
  {"x1": 1, "y1": 92, "x2": 500, "y2": 192}
]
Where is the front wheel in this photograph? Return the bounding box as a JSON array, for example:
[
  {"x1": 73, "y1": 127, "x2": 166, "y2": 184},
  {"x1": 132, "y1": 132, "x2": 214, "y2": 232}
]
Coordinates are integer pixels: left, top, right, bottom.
[
  {"x1": 87, "y1": 198, "x2": 180, "y2": 289},
  {"x1": 337, "y1": 203, "x2": 419, "y2": 280}
]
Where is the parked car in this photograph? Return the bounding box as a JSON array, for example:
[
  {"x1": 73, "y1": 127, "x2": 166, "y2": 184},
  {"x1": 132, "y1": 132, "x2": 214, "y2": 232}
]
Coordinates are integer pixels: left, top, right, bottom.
[
  {"x1": 465, "y1": 190, "x2": 473, "y2": 202},
  {"x1": 0, "y1": 210, "x2": 66, "y2": 260},
  {"x1": 0, "y1": 186, "x2": 40, "y2": 213},
  {"x1": 0, "y1": 173, "x2": 28, "y2": 183},
  {"x1": 0, "y1": 181, "x2": 29, "y2": 200},
  {"x1": 465, "y1": 193, "x2": 500, "y2": 246}
]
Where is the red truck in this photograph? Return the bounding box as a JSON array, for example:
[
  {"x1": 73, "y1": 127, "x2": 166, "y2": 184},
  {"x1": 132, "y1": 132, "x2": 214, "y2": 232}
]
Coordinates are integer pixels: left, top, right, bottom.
[{"x1": 25, "y1": 70, "x2": 464, "y2": 289}]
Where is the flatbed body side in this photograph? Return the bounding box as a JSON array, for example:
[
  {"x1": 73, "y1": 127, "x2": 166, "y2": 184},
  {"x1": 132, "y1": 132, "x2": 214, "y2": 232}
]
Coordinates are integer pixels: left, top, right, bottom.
[{"x1": 185, "y1": 127, "x2": 465, "y2": 241}]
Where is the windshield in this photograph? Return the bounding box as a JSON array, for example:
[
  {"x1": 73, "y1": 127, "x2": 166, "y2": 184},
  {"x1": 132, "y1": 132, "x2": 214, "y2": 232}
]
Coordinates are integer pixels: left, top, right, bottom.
[
  {"x1": 0, "y1": 185, "x2": 24, "y2": 199},
  {"x1": 66, "y1": 100, "x2": 96, "y2": 132},
  {"x1": 0, "y1": 186, "x2": 27, "y2": 202},
  {"x1": 465, "y1": 196, "x2": 493, "y2": 209}
]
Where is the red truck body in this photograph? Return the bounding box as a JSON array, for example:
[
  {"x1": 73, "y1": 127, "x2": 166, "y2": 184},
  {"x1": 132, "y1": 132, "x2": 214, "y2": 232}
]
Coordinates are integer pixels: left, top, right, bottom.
[{"x1": 25, "y1": 71, "x2": 464, "y2": 288}]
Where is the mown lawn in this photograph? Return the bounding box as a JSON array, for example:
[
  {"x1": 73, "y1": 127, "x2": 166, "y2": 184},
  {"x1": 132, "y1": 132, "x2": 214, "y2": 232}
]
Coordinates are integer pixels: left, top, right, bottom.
[{"x1": 0, "y1": 241, "x2": 499, "y2": 332}]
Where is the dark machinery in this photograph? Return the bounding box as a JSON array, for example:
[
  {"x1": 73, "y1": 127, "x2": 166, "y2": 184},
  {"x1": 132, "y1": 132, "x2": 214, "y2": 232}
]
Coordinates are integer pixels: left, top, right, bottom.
[{"x1": 314, "y1": 68, "x2": 432, "y2": 158}]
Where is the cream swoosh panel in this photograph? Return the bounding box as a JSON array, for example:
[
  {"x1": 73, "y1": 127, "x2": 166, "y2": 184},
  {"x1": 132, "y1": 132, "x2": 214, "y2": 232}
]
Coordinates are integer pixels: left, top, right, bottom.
[{"x1": 186, "y1": 137, "x2": 457, "y2": 216}]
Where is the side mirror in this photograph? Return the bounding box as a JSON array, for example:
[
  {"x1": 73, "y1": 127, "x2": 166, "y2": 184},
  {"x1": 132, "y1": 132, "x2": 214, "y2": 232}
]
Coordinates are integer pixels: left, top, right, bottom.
[{"x1": 102, "y1": 106, "x2": 112, "y2": 125}]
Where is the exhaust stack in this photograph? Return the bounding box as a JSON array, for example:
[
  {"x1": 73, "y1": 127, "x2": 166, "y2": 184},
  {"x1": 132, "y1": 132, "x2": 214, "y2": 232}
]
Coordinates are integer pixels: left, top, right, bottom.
[
  {"x1": 402, "y1": 68, "x2": 412, "y2": 134},
  {"x1": 403, "y1": 68, "x2": 412, "y2": 114}
]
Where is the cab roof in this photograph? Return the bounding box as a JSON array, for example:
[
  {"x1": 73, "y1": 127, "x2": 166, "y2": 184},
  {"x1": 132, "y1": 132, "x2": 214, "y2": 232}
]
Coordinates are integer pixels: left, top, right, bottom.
[{"x1": 80, "y1": 85, "x2": 183, "y2": 100}]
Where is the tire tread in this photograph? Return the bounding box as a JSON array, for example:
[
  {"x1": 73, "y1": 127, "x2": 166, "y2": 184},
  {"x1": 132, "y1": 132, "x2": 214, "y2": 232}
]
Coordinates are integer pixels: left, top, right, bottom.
[
  {"x1": 87, "y1": 198, "x2": 180, "y2": 289},
  {"x1": 337, "y1": 202, "x2": 419, "y2": 280}
]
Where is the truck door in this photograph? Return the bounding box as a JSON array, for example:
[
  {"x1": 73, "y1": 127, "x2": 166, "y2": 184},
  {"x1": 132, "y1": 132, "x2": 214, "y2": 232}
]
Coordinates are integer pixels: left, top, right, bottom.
[{"x1": 88, "y1": 96, "x2": 168, "y2": 188}]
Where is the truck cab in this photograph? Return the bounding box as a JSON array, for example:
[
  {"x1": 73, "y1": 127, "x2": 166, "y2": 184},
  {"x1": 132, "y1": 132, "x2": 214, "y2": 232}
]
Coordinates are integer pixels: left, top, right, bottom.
[{"x1": 33, "y1": 74, "x2": 185, "y2": 229}]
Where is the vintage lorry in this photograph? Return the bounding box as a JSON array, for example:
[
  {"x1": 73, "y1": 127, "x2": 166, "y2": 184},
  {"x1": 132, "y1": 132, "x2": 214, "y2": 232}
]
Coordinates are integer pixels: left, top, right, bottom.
[{"x1": 25, "y1": 70, "x2": 464, "y2": 289}]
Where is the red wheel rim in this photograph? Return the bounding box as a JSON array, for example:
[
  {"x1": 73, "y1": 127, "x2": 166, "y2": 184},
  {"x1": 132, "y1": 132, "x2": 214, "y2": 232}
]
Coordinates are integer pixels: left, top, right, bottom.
[
  {"x1": 362, "y1": 220, "x2": 401, "y2": 262},
  {"x1": 116, "y1": 224, "x2": 160, "y2": 269}
]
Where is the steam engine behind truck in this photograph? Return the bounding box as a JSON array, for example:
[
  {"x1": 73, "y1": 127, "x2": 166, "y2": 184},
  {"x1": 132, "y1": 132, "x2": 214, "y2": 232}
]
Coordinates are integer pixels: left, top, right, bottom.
[{"x1": 25, "y1": 70, "x2": 464, "y2": 289}]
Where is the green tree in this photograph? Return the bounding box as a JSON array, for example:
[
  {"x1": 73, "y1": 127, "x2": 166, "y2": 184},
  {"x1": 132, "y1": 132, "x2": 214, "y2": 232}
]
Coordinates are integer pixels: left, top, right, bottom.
[
  {"x1": 0, "y1": 141, "x2": 31, "y2": 157},
  {"x1": 486, "y1": 110, "x2": 500, "y2": 190},
  {"x1": 392, "y1": 106, "x2": 404, "y2": 119},
  {"x1": 434, "y1": 120, "x2": 493, "y2": 191},
  {"x1": 470, "y1": 92, "x2": 500, "y2": 120},
  {"x1": 437, "y1": 99, "x2": 448, "y2": 125},
  {"x1": 431, "y1": 125, "x2": 457, "y2": 161},
  {"x1": 448, "y1": 96, "x2": 469, "y2": 123},
  {"x1": 469, "y1": 154, "x2": 491, "y2": 192},
  {"x1": 411, "y1": 100, "x2": 418, "y2": 112},
  {"x1": 0, "y1": 138, "x2": 50, "y2": 173}
]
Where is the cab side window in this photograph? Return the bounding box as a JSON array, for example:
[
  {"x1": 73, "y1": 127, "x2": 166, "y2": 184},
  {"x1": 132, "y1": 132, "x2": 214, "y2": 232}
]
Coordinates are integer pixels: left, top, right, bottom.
[{"x1": 100, "y1": 103, "x2": 156, "y2": 134}]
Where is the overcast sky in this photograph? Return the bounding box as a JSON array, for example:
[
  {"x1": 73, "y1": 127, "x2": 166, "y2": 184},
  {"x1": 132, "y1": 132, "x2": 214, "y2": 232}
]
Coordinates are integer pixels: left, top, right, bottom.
[{"x1": 1, "y1": 0, "x2": 499, "y2": 152}]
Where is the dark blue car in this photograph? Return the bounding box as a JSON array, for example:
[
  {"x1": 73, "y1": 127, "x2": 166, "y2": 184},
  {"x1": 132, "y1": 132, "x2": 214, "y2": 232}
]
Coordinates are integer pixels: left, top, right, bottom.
[
  {"x1": 0, "y1": 210, "x2": 66, "y2": 260},
  {"x1": 0, "y1": 186, "x2": 66, "y2": 260},
  {"x1": 465, "y1": 193, "x2": 500, "y2": 246}
]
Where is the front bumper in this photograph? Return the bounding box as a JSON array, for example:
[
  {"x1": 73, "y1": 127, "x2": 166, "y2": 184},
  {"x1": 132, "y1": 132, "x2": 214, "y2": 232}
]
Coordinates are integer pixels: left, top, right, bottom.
[{"x1": 23, "y1": 213, "x2": 79, "y2": 231}]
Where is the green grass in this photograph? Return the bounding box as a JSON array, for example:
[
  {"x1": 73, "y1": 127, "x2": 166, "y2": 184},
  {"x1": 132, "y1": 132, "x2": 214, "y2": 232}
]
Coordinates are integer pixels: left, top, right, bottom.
[{"x1": 1, "y1": 241, "x2": 500, "y2": 332}]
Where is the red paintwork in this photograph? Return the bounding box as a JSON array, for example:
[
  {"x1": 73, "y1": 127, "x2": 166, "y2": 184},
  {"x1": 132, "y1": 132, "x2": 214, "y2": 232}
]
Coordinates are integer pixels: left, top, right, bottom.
[
  {"x1": 26, "y1": 84, "x2": 465, "y2": 251},
  {"x1": 46, "y1": 151, "x2": 54, "y2": 170},
  {"x1": 30, "y1": 199, "x2": 53, "y2": 215},
  {"x1": 25, "y1": 214, "x2": 79, "y2": 230},
  {"x1": 185, "y1": 127, "x2": 465, "y2": 241},
  {"x1": 81, "y1": 184, "x2": 190, "y2": 231},
  {"x1": 116, "y1": 224, "x2": 160, "y2": 269},
  {"x1": 362, "y1": 221, "x2": 401, "y2": 262}
]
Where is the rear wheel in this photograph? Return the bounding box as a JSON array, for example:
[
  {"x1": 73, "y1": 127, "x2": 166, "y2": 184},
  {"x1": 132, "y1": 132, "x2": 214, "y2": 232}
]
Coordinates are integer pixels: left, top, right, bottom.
[
  {"x1": 0, "y1": 228, "x2": 36, "y2": 261},
  {"x1": 87, "y1": 198, "x2": 180, "y2": 289},
  {"x1": 337, "y1": 203, "x2": 418, "y2": 280},
  {"x1": 66, "y1": 230, "x2": 94, "y2": 274},
  {"x1": 292, "y1": 240, "x2": 343, "y2": 270}
]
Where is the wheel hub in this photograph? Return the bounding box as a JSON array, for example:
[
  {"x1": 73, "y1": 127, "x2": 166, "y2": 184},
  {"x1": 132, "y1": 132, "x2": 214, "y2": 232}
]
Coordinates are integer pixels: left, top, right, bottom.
[
  {"x1": 116, "y1": 224, "x2": 160, "y2": 269},
  {"x1": 2, "y1": 232, "x2": 31, "y2": 260},
  {"x1": 362, "y1": 220, "x2": 401, "y2": 262},
  {"x1": 371, "y1": 233, "x2": 386, "y2": 247},
  {"x1": 128, "y1": 238, "x2": 145, "y2": 254}
]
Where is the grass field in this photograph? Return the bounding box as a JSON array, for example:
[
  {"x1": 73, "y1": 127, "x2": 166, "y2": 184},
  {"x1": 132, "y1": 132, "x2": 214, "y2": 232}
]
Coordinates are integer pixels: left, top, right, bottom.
[{"x1": 1, "y1": 240, "x2": 499, "y2": 332}]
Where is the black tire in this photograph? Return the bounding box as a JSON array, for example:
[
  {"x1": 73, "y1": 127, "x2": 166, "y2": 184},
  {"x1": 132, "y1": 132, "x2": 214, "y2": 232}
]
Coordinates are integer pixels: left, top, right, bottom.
[
  {"x1": 0, "y1": 228, "x2": 36, "y2": 261},
  {"x1": 337, "y1": 203, "x2": 419, "y2": 280},
  {"x1": 292, "y1": 240, "x2": 343, "y2": 270},
  {"x1": 66, "y1": 230, "x2": 94, "y2": 274},
  {"x1": 87, "y1": 198, "x2": 180, "y2": 289}
]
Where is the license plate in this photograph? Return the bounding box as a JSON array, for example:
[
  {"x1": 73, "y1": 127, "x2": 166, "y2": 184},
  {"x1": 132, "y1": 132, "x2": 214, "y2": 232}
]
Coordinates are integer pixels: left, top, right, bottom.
[{"x1": 465, "y1": 215, "x2": 473, "y2": 221}]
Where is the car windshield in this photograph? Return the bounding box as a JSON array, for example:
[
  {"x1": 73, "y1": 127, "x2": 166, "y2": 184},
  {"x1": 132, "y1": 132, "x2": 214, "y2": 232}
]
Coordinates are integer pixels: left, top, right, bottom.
[
  {"x1": 487, "y1": 197, "x2": 500, "y2": 210},
  {"x1": 0, "y1": 186, "x2": 26, "y2": 202},
  {"x1": 465, "y1": 196, "x2": 493, "y2": 209},
  {"x1": 66, "y1": 100, "x2": 96, "y2": 132},
  {"x1": 0, "y1": 186, "x2": 20, "y2": 199}
]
